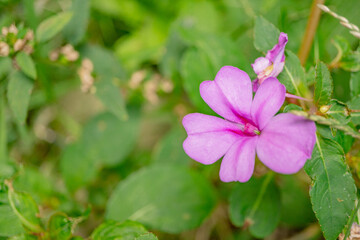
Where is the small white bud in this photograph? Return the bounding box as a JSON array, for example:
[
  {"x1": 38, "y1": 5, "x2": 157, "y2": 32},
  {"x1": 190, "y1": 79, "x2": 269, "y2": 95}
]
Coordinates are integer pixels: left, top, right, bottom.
[
  {"x1": 1, "y1": 27, "x2": 8, "y2": 36},
  {"x1": 0, "y1": 42, "x2": 10, "y2": 56},
  {"x1": 14, "y1": 39, "x2": 26, "y2": 51},
  {"x1": 8, "y1": 24, "x2": 18, "y2": 35}
]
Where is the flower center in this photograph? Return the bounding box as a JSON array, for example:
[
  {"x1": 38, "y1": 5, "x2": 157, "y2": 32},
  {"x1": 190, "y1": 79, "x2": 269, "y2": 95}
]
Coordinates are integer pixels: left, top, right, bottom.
[
  {"x1": 243, "y1": 122, "x2": 260, "y2": 136},
  {"x1": 232, "y1": 121, "x2": 260, "y2": 136},
  {"x1": 258, "y1": 64, "x2": 274, "y2": 84}
]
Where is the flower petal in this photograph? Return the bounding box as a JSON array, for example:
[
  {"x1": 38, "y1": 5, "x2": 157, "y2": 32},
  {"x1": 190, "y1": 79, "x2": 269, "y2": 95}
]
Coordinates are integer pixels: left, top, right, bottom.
[
  {"x1": 252, "y1": 57, "x2": 271, "y2": 75},
  {"x1": 266, "y1": 32, "x2": 288, "y2": 77},
  {"x1": 183, "y1": 113, "x2": 241, "y2": 165},
  {"x1": 200, "y1": 81, "x2": 244, "y2": 123},
  {"x1": 256, "y1": 113, "x2": 316, "y2": 174},
  {"x1": 200, "y1": 66, "x2": 253, "y2": 121},
  {"x1": 251, "y1": 77, "x2": 286, "y2": 130},
  {"x1": 266, "y1": 32, "x2": 288, "y2": 64},
  {"x1": 219, "y1": 137, "x2": 257, "y2": 182}
]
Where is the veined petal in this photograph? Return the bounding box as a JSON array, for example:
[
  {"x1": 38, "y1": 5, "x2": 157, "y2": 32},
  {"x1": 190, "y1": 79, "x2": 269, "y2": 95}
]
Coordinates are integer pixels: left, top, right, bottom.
[
  {"x1": 256, "y1": 113, "x2": 316, "y2": 174},
  {"x1": 183, "y1": 113, "x2": 241, "y2": 165},
  {"x1": 219, "y1": 137, "x2": 257, "y2": 182},
  {"x1": 252, "y1": 57, "x2": 271, "y2": 75},
  {"x1": 200, "y1": 66, "x2": 253, "y2": 120},
  {"x1": 200, "y1": 81, "x2": 244, "y2": 123},
  {"x1": 251, "y1": 78, "x2": 286, "y2": 130},
  {"x1": 183, "y1": 113, "x2": 241, "y2": 134}
]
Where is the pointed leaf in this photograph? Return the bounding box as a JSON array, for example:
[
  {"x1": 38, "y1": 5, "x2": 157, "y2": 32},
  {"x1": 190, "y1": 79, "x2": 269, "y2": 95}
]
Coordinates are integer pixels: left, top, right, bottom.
[
  {"x1": 36, "y1": 11, "x2": 73, "y2": 42},
  {"x1": 95, "y1": 77, "x2": 128, "y2": 121},
  {"x1": 314, "y1": 62, "x2": 333, "y2": 106},
  {"x1": 7, "y1": 71, "x2": 34, "y2": 124},
  {"x1": 15, "y1": 52, "x2": 37, "y2": 79},
  {"x1": 63, "y1": 0, "x2": 90, "y2": 45},
  {"x1": 304, "y1": 137, "x2": 356, "y2": 240},
  {"x1": 254, "y1": 16, "x2": 280, "y2": 53},
  {"x1": 278, "y1": 50, "x2": 306, "y2": 95}
]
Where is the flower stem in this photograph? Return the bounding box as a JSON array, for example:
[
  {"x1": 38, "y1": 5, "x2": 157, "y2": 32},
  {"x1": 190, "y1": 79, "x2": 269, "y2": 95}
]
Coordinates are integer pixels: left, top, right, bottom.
[
  {"x1": 344, "y1": 197, "x2": 360, "y2": 239},
  {"x1": 248, "y1": 171, "x2": 274, "y2": 219},
  {"x1": 298, "y1": 0, "x2": 325, "y2": 65}
]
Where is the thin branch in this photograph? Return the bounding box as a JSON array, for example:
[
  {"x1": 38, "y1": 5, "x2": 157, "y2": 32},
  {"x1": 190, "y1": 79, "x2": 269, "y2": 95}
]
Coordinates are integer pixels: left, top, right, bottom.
[{"x1": 298, "y1": 0, "x2": 325, "y2": 66}]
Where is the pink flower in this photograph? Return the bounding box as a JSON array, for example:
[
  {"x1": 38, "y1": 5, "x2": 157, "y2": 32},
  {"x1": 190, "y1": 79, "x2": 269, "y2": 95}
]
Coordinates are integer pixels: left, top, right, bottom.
[
  {"x1": 252, "y1": 32, "x2": 288, "y2": 91},
  {"x1": 182, "y1": 66, "x2": 316, "y2": 182}
]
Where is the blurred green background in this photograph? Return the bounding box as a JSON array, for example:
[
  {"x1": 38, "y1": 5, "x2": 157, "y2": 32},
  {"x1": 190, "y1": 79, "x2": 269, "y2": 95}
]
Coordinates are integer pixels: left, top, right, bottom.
[{"x1": 0, "y1": 0, "x2": 360, "y2": 239}]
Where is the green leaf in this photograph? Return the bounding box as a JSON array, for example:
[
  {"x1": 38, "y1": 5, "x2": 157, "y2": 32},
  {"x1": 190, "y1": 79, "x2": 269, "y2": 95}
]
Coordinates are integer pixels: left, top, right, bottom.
[
  {"x1": 348, "y1": 95, "x2": 360, "y2": 126},
  {"x1": 152, "y1": 126, "x2": 190, "y2": 166},
  {"x1": 179, "y1": 30, "x2": 249, "y2": 72},
  {"x1": 106, "y1": 165, "x2": 216, "y2": 233},
  {"x1": 332, "y1": 36, "x2": 351, "y2": 58},
  {"x1": 7, "y1": 71, "x2": 34, "y2": 124},
  {"x1": 278, "y1": 50, "x2": 306, "y2": 96},
  {"x1": 327, "y1": 99, "x2": 350, "y2": 123},
  {"x1": 350, "y1": 71, "x2": 360, "y2": 98},
  {"x1": 60, "y1": 142, "x2": 98, "y2": 191},
  {"x1": 135, "y1": 233, "x2": 158, "y2": 240},
  {"x1": 48, "y1": 213, "x2": 72, "y2": 240},
  {"x1": 317, "y1": 125, "x2": 354, "y2": 154},
  {"x1": 95, "y1": 77, "x2": 128, "y2": 121},
  {"x1": 0, "y1": 57, "x2": 13, "y2": 78},
  {"x1": 314, "y1": 62, "x2": 333, "y2": 106},
  {"x1": 13, "y1": 167, "x2": 55, "y2": 203},
  {"x1": 181, "y1": 48, "x2": 214, "y2": 113},
  {"x1": 304, "y1": 137, "x2": 356, "y2": 240},
  {"x1": 254, "y1": 16, "x2": 280, "y2": 53},
  {"x1": 81, "y1": 111, "x2": 140, "y2": 166},
  {"x1": 36, "y1": 11, "x2": 73, "y2": 43},
  {"x1": 279, "y1": 175, "x2": 315, "y2": 227},
  {"x1": 91, "y1": 220, "x2": 148, "y2": 240},
  {"x1": 7, "y1": 185, "x2": 43, "y2": 233},
  {"x1": 340, "y1": 51, "x2": 360, "y2": 72},
  {"x1": 80, "y1": 45, "x2": 127, "y2": 79},
  {"x1": 229, "y1": 174, "x2": 281, "y2": 238},
  {"x1": 15, "y1": 52, "x2": 37, "y2": 79},
  {"x1": 283, "y1": 104, "x2": 303, "y2": 113},
  {"x1": 63, "y1": 0, "x2": 90, "y2": 45},
  {"x1": 0, "y1": 205, "x2": 24, "y2": 236}
]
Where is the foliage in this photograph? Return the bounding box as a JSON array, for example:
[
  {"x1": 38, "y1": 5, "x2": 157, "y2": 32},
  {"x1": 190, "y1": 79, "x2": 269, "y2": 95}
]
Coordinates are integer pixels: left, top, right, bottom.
[{"x1": 0, "y1": 0, "x2": 360, "y2": 239}]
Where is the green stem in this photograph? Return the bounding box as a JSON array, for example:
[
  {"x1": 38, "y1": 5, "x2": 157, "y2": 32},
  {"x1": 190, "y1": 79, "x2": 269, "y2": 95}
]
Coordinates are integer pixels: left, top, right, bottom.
[
  {"x1": 248, "y1": 171, "x2": 275, "y2": 219},
  {"x1": 344, "y1": 197, "x2": 360, "y2": 239},
  {"x1": 0, "y1": 95, "x2": 6, "y2": 163}
]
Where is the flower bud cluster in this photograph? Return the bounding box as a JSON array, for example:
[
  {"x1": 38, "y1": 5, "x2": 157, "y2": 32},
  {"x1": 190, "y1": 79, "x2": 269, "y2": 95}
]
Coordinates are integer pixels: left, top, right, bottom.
[
  {"x1": 77, "y1": 58, "x2": 94, "y2": 93},
  {"x1": 49, "y1": 44, "x2": 79, "y2": 62},
  {"x1": 128, "y1": 70, "x2": 174, "y2": 105},
  {"x1": 0, "y1": 24, "x2": 34, "y2": 57}
]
